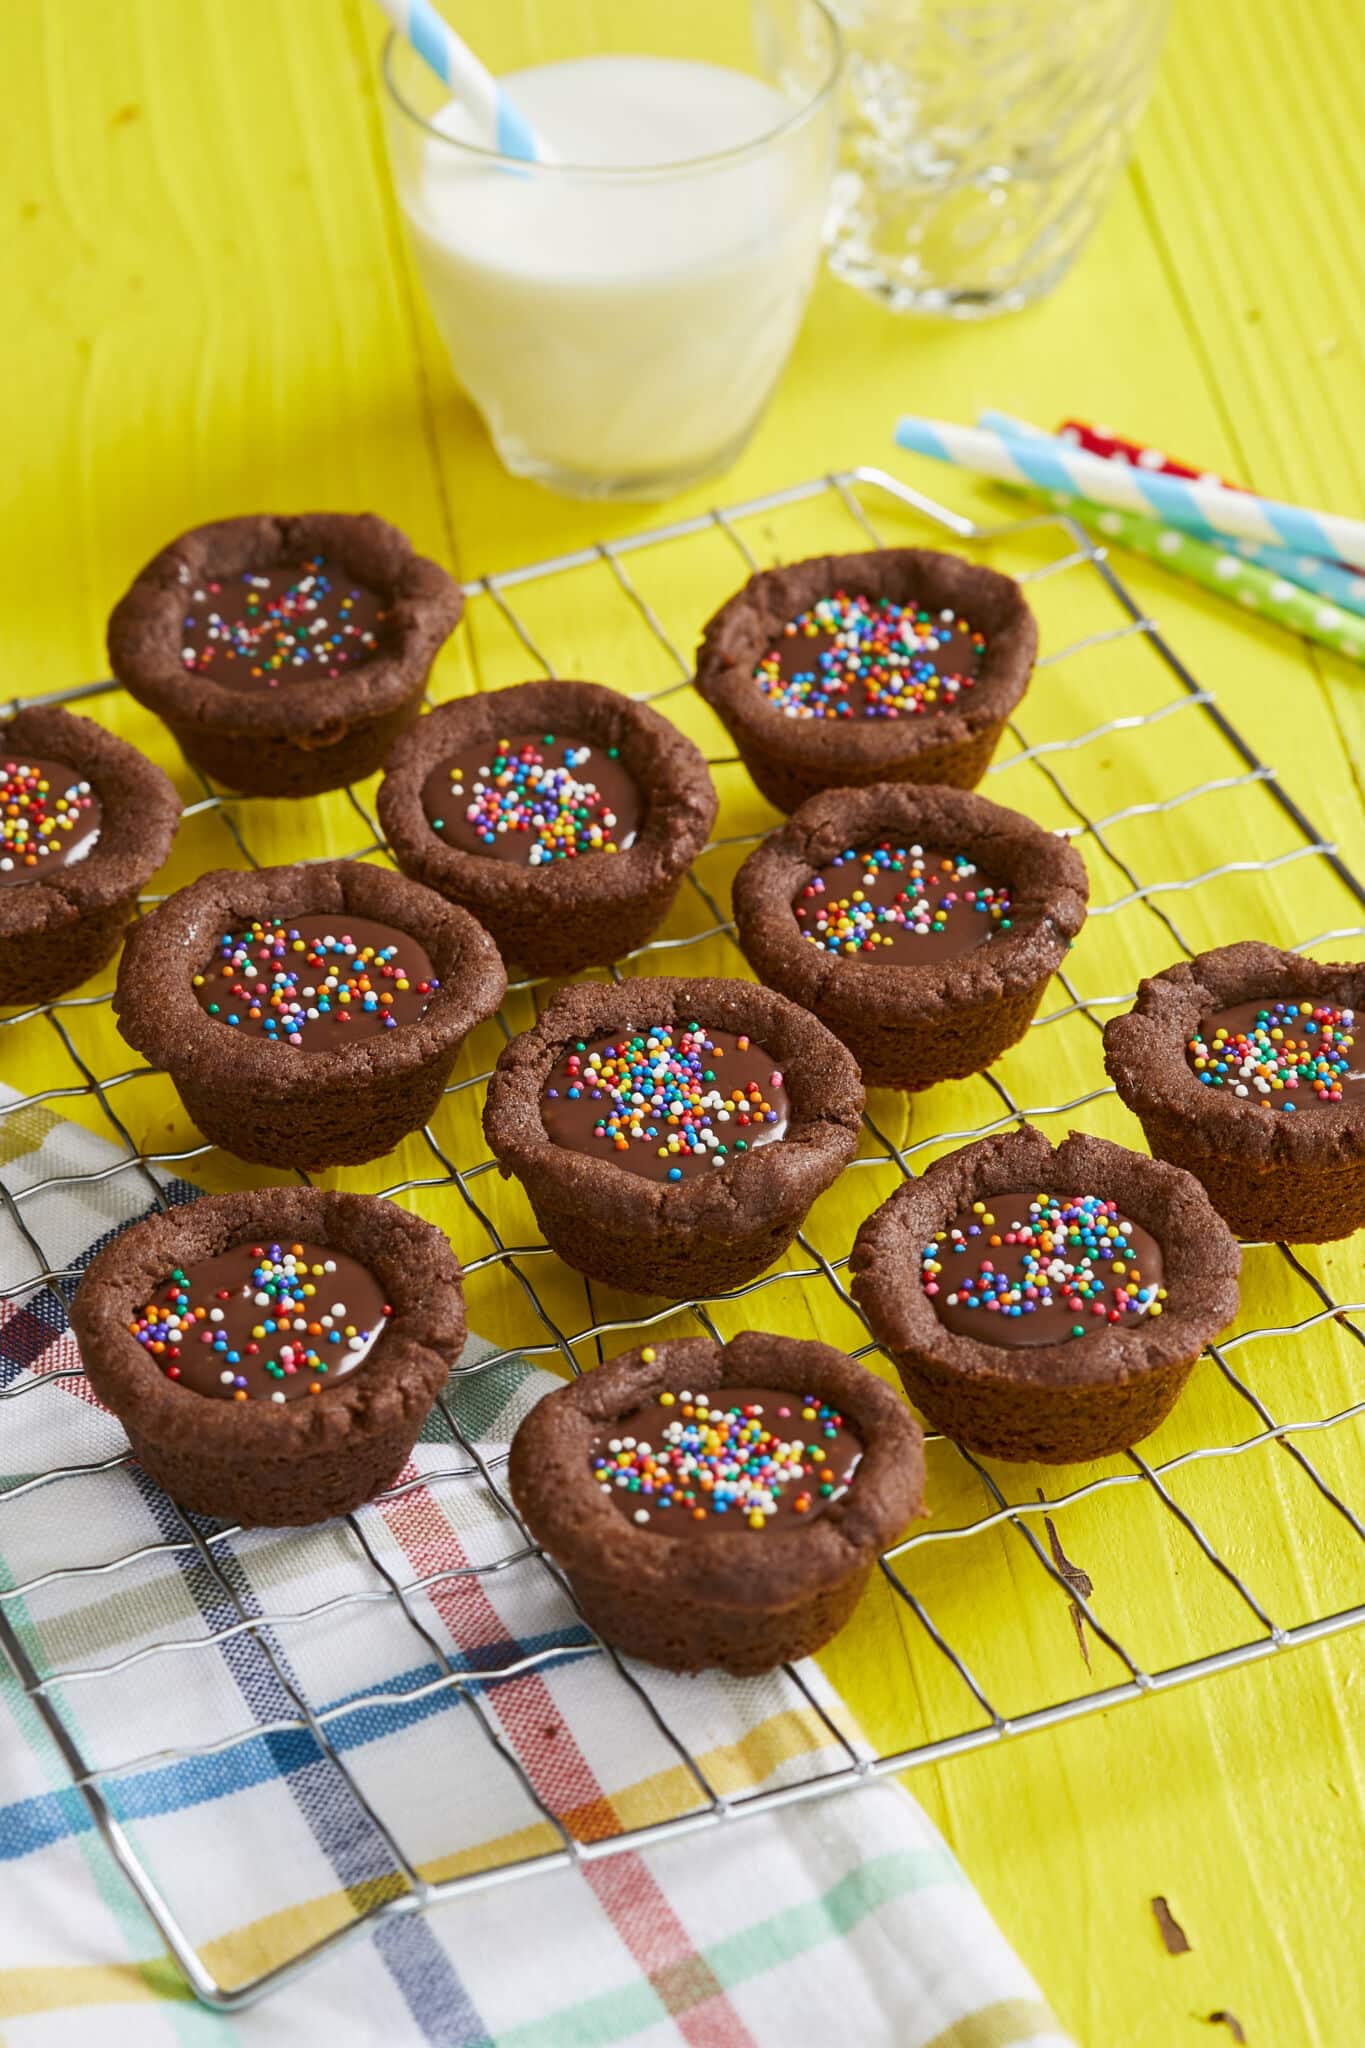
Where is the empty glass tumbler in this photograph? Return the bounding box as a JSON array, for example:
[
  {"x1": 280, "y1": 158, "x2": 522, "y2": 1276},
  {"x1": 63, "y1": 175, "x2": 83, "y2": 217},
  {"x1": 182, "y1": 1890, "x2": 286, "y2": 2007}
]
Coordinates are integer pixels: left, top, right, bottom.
[{"x1": 824, "y1": 0, "x2": 1171, "y2": 316}]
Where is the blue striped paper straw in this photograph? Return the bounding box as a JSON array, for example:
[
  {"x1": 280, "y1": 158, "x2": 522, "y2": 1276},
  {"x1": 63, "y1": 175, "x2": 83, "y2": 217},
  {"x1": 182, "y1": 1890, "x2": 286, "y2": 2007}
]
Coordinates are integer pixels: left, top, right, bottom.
[
  {"x1": 977, "y1": 412, "x2": 1365, "y2": 621},
  {"x1": 375, "y1": 0, "x2": 552, "y2": 163},
  {"x1": 893, "y1": 414, "x2": 1365, "y2": 574}
]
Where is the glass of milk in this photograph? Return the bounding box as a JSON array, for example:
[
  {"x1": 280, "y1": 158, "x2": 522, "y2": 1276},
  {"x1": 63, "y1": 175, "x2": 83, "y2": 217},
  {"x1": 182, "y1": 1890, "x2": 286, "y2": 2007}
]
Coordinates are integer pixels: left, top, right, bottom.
[{"x1": 380, "y1": 1, "x2": 841, "y2": 501}]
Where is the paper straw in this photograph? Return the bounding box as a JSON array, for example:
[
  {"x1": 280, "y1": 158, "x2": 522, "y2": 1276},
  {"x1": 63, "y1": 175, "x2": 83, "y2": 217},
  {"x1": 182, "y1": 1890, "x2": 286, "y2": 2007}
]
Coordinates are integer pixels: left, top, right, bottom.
[
  {"x1": 374, "y1": 0, "x2": 552, "y2": 163},
  {"x1": 893, "y1": 414, "x2": 1365, "y2": 573},
  {"x1": 1057, "y1": 419, "x2": 1236, "y2": 486},
  {"x1": 1054, "y1": 499, "x2": 1365, "y2": 667},
  {"x1": 1211, "y1": 537, "x2": 1365, "y2": 620},
  {"x1": 982, "y1": 412, "x2": 1365, "y2": 620},
  {"x1": 1043, "y1": 418, "x2": 1365, "y2": 619},
  {"x1": 966, "y1": 412, "x2": 1364, "y2": 667}
]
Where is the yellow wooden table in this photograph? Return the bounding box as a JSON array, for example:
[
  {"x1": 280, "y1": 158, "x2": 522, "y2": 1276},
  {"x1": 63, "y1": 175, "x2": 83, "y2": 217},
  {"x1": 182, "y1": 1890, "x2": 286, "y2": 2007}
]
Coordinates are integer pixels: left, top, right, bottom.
[{"x1": 3, "y1": 2, "x2": 1363, "y2": 2041}]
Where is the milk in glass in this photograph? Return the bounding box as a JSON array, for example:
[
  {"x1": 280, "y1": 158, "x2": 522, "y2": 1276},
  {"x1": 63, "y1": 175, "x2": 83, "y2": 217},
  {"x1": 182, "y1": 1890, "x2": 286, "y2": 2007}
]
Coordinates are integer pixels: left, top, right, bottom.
[{"x1": 397, "y1": 56, "x2": 833, "y2": 498}]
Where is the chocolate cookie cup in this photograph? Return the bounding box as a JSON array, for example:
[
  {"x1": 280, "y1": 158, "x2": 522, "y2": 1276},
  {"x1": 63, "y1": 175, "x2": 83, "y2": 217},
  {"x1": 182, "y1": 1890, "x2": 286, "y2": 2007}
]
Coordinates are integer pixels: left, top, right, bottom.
[
  {"x1": 107, "y1": 513, "x2": 463, "y2": 797},
  {"x1": 510, "y1": 1332, "x2": 924, "y2": 1674},
  {"x1": 694, "y1": 548, "x2": 1038, "y2": 814},
  {"x1": 851, "y1": 1126, "x2": 1241, "y2": 1464},
  {"x1": 72, "y1": 1189, "x2": 464, "y2": 1525},
  {"x1": 114, "y1": 859, "x2": 504, "y2": 1170},
  {"x1": 0, "y1": 705, "x2": 181, "y2": 1008},
  {"x1": 733, "y1": 782, "x2": 1088, "y2": 1090},
  {"x1": 1104, "y1": 942, "x2": 1365, "y2": 1243},
  {"x1": 484, "y1": 976, "x2": 864, "y2": 1297},
  {"x1": 377, "y1": 679, "x2": 717, "y2": 975}
]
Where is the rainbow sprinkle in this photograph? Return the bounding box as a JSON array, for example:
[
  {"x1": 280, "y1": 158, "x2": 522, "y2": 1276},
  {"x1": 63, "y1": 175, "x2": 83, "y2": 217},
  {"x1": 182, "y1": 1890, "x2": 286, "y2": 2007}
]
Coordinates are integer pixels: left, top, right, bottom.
[
  {"x1": 193, "y1": 920, "x2": 437, "y2": 1045},
  {"x1": 796, "y1": 844, "x2": 1011, "y2": 954},
  {"x1": 433, "y1": 734, "x2": 625, "y2": 864},
  {"x1": 129, "y1": 1243, "x2": 388, "y2": 1404},
  {"x1": 0, "y1": 761, "x2": 96, "y2": 877},
  {"x1": 547, "y1": 1026, "x2": 784, "y2": 1175},
  {"x1": 181, "y1": 558, "x2": 385, "y2": 682},
  {"x1": 921, "y1": 1193, "x2": 1165, "y2": 1336},
  {"x1": 755, "y1": 593, "x2": 983, "y2": 720},
  {"x1": 594, "y1": 1392, "x2": 854, "y2": 1528},
  {"x1": 1188, "y1": 1000, "x2": 1359, "y2": 1110}
]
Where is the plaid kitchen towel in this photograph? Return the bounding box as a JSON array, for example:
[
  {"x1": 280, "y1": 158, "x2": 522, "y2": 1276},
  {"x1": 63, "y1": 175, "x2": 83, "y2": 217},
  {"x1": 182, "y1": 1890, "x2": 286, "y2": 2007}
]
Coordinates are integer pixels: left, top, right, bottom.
[{"x1": 0, "y1": 1090, "x2": 1070, "y2": 2048}]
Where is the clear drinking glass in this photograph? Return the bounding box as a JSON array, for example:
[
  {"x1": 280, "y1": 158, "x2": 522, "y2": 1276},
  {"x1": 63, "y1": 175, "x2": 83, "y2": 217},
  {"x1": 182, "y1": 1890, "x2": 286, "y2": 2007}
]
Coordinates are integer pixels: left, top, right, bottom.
[
  {"x1": 380, "y1": 1, "x2": 841, "y2": 501},
  {"x1": 824, "y1": 0, "x2": 1171, "y2": 316}
]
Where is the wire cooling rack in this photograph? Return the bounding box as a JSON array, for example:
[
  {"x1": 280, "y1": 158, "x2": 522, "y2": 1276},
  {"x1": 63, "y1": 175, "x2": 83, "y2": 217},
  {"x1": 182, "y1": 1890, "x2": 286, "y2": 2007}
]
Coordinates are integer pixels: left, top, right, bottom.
[{"x1": 3, "y1": 467, "x2": 1365, "y2": 2009}]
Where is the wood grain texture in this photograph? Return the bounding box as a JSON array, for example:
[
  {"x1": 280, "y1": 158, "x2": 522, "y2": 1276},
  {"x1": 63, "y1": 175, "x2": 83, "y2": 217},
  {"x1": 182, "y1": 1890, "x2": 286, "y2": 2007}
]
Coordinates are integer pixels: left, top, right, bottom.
[{"x1": 2, "y1": 1, "x2": 1363, "y2": 2041}]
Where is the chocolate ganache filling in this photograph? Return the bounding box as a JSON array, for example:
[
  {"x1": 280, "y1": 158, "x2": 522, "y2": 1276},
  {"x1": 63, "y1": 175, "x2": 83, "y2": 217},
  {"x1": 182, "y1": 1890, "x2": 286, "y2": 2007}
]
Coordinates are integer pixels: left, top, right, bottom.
[
  {"x1": 180, "y1": 558, "x2": 390, "y2": 687},
  {"x1": 0, "y1": 756, "x2": 101, "y2": 886},
  {"x1": 129, "y1": 1239, "x2": 389, "y2": 1403},
  {"x1": 193, "y1": 913, "x2": 439, "y2": 1049},
  {"x1": 754, "y1": 592, "x2": 984, "y2": 722},
  {"x1": 921, "y1": 1191, "x2": 1167, "y2": 1348},
  {"x1": 794, "y1": 842, "x2": 1011, "y2": 963},
  {"x1": 1188, "y1": 997, "x2": 1365, "y2": 1109},
  {"x1": 541, "y1": 1024, "x2": 789, "y2": 1183},
  {"x1": 590, "y1": 1385, "x2": 862, "y2": 1531},
  {"x1": 421, "y1": 730, "x2": 643, "y2": 865}
]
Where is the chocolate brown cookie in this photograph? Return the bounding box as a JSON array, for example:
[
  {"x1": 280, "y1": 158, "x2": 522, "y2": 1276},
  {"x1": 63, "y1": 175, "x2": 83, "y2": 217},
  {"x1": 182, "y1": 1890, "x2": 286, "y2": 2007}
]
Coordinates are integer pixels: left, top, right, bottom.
[
  {"x1": 733, "y1": 781, "x2": 1088, "y2": 1089},
  {"x1": 510, "y1": 1331, "x2": 924, "y2": 1674},
  {"x1": 694, "y1": 548, "x2": 1037, "y2": 813},
  {"x1": 377, "y1": 680, "x2": 717, "y2": 975},
  {"x1": 851, "y1": 1125, "x2": 1241, "y2": 1463},
  {"x1": 0, "y1": 705, "x2": 181, "y2": 1008},
  {"x1": 1104, "y1": 942, "x2": 1365, "y2": 1243},
  {"x1": 72, "y1": 1188, "x2": 464, "y2": 1525},
  {"x1": 115, "y1": 859, "x2": 505, "y2": 1169},
  {"x1": 484, "y1": 976, "x2": 864, "y2": 1297},
  {"x1": 108, "y1": 513, "x2": 462, "y2": 796}
]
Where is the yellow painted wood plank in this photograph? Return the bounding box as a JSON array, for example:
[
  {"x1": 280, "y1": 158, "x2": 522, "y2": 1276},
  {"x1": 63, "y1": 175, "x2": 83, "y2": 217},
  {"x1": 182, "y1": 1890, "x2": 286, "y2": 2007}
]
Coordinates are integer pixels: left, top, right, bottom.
[
  {"x1": 1134, "y1": 0, "x2": 1365, "y2": 810},
  {"x1": 0, "y1": 4, "x2": 1362, "y2": 2045}
]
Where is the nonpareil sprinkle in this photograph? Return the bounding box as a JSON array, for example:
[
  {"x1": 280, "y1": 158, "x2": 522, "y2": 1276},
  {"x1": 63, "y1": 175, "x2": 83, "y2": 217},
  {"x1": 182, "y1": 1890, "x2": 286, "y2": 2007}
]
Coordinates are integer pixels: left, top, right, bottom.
[
  {"x1": 0, "y1": 760, "x2": 98, "y2": 879},
  {"x1": 921, "y1": 1192, "x2": 1165, "y2": 1336},
  {"x1": 591, "y1": 1391, "x2": 859, "y2": 1528},
  {"x1": 192, "y1": 914, "x2": 438, "y2": 1046},
  {"x1": 754, "y1": 592, "x2": 984, "y2": 721},
  {"x1": 128, "y1": 1240, "x2": 390, "y2": 1404},
  {"x1": 542, "y1": 1024, "x2": 789, "y2": 1182},
  {"x1": 181, "y1": 557, "x2": 386, "y2": 684},
  {"x1": 1188, "y1": 999, "x2": 1361, "y2": 1109},
  {"x1": 796, "y1": 842, "x2": 1011, "y2": 956},
  {"x1": 434, "y1": 733, "x2": 631, "y2": 865}
]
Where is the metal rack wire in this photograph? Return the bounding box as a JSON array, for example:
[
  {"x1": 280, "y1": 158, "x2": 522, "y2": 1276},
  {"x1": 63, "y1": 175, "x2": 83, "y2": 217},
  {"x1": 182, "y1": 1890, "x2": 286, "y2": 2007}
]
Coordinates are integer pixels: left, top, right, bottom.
[{"x1": 3, "y1": 467, "x2": 1364, "y2": 2009}]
